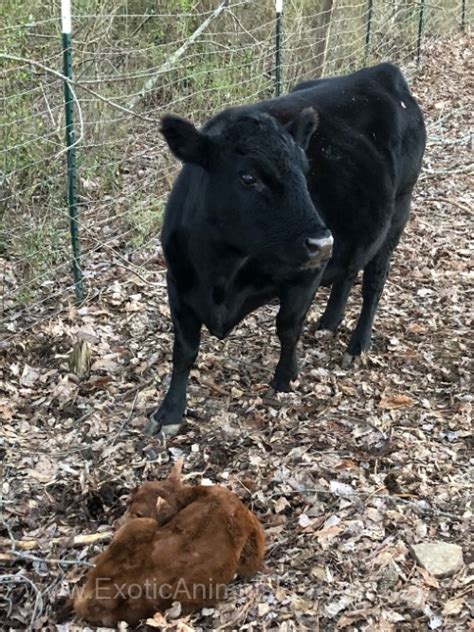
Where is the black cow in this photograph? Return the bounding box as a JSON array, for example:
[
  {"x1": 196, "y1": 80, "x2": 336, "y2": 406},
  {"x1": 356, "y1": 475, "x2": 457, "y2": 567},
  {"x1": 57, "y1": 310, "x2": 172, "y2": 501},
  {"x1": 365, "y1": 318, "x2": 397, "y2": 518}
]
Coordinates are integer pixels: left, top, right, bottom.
[{"x1": 145, "y1": 63, "x2": 426, "y2": 436}]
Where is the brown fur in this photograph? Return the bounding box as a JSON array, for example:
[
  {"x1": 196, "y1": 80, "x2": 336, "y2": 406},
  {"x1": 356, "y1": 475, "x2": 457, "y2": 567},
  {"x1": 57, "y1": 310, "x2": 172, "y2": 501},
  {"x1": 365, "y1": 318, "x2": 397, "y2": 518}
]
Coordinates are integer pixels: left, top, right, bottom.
[{"x1": 73, "y1": 461, "x2": 265, "y2": 627}]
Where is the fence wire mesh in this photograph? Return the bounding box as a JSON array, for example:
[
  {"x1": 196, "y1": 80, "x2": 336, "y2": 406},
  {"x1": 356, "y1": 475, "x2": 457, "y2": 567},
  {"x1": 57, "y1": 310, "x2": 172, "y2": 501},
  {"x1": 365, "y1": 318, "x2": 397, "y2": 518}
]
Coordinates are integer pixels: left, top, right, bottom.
[{"x1": 0, "y1": 0, "x2": 467, "y2": 341}]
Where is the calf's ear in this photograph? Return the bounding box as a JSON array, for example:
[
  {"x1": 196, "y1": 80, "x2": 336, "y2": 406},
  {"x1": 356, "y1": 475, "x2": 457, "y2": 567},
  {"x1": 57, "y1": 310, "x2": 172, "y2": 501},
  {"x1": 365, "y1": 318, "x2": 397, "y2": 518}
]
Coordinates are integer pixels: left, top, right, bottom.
[
  {"x1": 126, "y1": 486, "x2": 139, "y2": 505},
  {"x1": 167, "y1": 457, "x2": 184, "y2": 486},
  {"x1": 160, "y1": 115, "x2": 209, "y2": 168},
  {"x1": 287, "y1": 107, "x2": 319, "y2": 150}
]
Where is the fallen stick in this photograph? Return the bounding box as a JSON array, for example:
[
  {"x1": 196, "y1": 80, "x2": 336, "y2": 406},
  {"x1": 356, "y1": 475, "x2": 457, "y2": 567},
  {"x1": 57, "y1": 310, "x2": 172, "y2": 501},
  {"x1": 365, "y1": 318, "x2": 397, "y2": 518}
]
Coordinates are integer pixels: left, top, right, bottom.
[
  {"x1": 0, "y1": 531, "x2": 113, "y2": 552},
  {"x1": 420, "y1": 163, "x2": 473, "y2": 180},
  {"x1": 0, "y1": 553, "x2": 14, "y2": 562},
  {"x1": 199, "y1": 377, "x2": 229, "y2": 396},
  {"x1": 421, "y1": 196, "x2": 473, "y2": 215},
  {"x1": 0, "y1": 551, "x2": 92, "y2": 566}
]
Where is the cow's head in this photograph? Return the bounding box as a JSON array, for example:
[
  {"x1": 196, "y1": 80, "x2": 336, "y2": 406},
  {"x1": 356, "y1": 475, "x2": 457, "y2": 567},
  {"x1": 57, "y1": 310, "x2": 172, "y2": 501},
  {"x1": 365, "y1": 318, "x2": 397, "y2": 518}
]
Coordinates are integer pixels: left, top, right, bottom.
[{"x1": 160, "y1": 108, "x2": 332, "y2": 270}]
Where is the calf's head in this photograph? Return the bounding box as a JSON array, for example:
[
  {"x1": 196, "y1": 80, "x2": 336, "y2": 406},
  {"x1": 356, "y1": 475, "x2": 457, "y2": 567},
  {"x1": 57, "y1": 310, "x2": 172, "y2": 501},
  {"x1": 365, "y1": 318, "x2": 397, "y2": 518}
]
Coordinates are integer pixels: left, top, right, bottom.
[
  {"x1": 161, "y1": 108, "x2": 332, "y2": 269},
  {"x1": 120, "y1": 459, "x2": 184, "y2": 526}
]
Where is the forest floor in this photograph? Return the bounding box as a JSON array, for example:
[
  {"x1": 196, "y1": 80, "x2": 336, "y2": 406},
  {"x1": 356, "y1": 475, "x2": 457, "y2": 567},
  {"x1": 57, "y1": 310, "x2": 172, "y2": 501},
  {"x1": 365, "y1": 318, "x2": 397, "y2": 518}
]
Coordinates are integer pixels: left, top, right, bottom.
[{"x1": 1, "y1": 34, "x2": 472, "y2": 632}]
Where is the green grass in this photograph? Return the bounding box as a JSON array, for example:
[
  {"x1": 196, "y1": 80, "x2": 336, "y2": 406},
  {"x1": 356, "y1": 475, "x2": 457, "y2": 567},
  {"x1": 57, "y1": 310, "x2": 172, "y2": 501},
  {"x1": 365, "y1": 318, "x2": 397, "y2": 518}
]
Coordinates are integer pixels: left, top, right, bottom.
[{"x1": 128, "y1": 198, "x2": 165, "y2": 249}]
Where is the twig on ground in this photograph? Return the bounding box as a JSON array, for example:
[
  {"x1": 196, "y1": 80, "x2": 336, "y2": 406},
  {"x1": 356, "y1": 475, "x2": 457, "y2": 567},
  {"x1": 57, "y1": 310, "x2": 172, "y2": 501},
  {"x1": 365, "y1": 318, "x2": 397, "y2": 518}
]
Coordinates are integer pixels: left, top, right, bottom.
[
  {"x1": 108, "y1": 391, "x2": 139, "y2": 445},
  {"x1": 214, "y1": 593, "x2": 256, "y2": 630},
  {"x1": 420, "y1": 163, "x2": 473, "y2": 179},
  {"x1": 426, "y1": 105, "x2": 471, "y2": 130},
  {"x1": 422, "y1": 196, "x2": 473, "y2": 215},
  {"x1": 0, "y1": 574, "x2": 44, "y2": 632},
  {"x1": 199, "y1": 378, "x2": 229, "y2": 396},
  {"x1": 0, "y1": 531, "x2": 113, "y2": 552},
  {"x1": 110, "y1": 260, "x2": 166, "y2": 286},
  {"x1": 382, "y1": 495, "x2": 465, "y2": 521},
  {"x1": 0, "y1": 550, "x2": 93, "y2": 567}
]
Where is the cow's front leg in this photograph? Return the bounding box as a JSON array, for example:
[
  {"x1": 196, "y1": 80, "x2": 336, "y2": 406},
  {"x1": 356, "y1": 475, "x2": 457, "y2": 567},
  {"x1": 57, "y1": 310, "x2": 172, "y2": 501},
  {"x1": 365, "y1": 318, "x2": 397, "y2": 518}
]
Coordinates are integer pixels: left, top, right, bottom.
[
  {"x1": 145, "y1": 291, "x2": 201, "y2": 437},
  {"x1": 271, "y1": 277, "x2": 321, "y2": 392}
]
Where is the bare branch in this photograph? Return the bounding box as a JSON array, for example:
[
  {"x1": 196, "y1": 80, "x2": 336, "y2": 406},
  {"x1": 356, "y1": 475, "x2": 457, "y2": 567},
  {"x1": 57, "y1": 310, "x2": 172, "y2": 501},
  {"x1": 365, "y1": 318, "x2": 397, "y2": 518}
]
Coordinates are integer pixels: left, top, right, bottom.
[
  {"x1": 0, "y1": 53, "x2": 159, "y2": 124},
  {"x1": 126, "y1": 0, "x2": 230, "y2": 110}
]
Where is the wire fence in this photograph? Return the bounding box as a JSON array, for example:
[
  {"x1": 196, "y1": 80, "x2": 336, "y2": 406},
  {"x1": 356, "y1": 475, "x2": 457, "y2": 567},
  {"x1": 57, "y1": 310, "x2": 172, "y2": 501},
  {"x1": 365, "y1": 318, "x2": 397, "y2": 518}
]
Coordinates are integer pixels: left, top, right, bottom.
[{"x1": 0, "y1": 0, "x2": 468, "y2": 341}]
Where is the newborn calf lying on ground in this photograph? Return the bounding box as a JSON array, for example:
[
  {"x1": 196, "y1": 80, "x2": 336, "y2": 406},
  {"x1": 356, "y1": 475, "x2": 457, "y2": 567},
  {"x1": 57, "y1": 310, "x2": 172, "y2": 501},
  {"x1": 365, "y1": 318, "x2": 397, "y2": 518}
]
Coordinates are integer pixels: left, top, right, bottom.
[{"x1": 73, "y1": 461, "x2": 265, "y2": 627}]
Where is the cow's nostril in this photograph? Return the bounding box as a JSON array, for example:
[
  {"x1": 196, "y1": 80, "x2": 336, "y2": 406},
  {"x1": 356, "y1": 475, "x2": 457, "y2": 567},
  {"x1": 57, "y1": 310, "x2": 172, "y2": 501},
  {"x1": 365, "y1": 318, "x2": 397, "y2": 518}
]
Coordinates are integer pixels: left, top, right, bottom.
[
  {"x1": 305, "y1": 238, "x2": 320, "y2": 256},
  {"x1": 304, "y1": 234, "x2": 334, "y2": 261}
]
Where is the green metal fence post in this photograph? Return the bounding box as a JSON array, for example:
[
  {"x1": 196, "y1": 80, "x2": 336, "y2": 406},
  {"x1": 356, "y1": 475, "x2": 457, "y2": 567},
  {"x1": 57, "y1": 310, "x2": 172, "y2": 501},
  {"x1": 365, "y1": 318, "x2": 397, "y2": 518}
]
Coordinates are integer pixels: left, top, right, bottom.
[
  {"x1": 365, "y1": 0, "x2": 373, "y2": 61},
  {"x1": 416, "y1": 0, "x2": 425, "y2": 66},
  {"x1": 275, "y1": 0, "x2": 283, "y2": 96},
  {"x1": 461, "y1": 0, "x2": 466, "y2": 30},
  {"x1": 61, "y1": 0, "x2": 84, "y2": 300}
]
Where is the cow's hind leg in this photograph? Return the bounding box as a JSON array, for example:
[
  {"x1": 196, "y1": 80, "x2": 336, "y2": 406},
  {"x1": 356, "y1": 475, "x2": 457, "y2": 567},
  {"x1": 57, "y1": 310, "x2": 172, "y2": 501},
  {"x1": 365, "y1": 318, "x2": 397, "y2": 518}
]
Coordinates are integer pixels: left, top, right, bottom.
[
  {"x1": 271, "y1": 276, "x2": 321, "y2": 392},
  {"x1": 145, "y1": 283, "x2": 201, "y2": 436},
  {"x1": 343, "y1": 195, "x2": 411, "y2": 367},
  {"x1": 317, "y1": 274, "x2": 357, "y2": 332}
]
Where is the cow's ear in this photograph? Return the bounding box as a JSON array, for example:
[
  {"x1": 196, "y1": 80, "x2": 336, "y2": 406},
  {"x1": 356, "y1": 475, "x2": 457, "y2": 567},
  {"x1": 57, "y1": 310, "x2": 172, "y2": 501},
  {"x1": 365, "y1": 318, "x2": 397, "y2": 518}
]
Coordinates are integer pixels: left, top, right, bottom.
[
  {"x1": 160, "y1": 115, "x2": 209, "y2": 168},
  {"x1": 287, "y1": 107, "x2": 319, "y2": 150}
]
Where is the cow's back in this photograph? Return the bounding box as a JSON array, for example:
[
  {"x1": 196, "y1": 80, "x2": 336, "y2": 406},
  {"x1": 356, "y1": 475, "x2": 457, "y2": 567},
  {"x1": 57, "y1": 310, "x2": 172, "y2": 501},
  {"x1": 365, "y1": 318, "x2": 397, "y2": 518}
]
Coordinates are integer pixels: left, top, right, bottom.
[
  {"x1": 188, "y1": 63, "x2": 424, "y2": 193},
  {"x1": 291, "y1": 63, "x2": 426, "y2": 193}
]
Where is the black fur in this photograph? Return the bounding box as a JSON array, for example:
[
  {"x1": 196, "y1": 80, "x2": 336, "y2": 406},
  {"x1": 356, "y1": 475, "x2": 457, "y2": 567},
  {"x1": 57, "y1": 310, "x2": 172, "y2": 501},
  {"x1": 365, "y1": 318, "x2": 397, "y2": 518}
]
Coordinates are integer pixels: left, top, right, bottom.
[{"x1": 148, "y1": 63, "x2": 426, "y2": 433}]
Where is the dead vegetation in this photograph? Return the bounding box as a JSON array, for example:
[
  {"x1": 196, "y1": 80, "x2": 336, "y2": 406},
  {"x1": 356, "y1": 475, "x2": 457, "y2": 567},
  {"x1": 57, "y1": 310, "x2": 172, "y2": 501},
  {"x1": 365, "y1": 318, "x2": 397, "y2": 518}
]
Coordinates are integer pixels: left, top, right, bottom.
[{"x1": 0, "y1": 35, "x2": 473, "y2": 631}]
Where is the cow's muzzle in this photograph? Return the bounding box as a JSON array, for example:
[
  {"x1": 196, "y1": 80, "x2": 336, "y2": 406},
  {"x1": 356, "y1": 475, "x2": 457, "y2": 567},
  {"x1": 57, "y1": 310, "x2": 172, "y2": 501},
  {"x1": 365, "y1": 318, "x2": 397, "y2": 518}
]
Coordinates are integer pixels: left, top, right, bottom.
[{"x1": 303, "y1": 233, "x2": 334, "y2": 267}]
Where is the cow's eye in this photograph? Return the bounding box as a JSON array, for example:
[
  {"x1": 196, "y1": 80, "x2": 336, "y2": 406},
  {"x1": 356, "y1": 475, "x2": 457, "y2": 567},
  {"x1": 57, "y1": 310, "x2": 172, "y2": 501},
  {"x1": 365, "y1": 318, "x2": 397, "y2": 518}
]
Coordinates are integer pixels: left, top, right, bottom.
[
  {"x1": 240, "y1": 173, "x2": 256, "y2": 187},
  {"x1": 133, "y1": 511, "x2": 145, "y2": 518}
]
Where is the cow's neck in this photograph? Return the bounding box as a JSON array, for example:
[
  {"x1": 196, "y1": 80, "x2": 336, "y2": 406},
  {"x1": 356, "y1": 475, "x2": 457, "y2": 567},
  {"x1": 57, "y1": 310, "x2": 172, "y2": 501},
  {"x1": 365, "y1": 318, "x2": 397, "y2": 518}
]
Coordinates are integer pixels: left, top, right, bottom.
[
  {"x1": 185, "y1": 232, "x2": 274, "y2": 338},
  {"x1": 191, "y1": 233, "x2": 250, "y2": 294}
]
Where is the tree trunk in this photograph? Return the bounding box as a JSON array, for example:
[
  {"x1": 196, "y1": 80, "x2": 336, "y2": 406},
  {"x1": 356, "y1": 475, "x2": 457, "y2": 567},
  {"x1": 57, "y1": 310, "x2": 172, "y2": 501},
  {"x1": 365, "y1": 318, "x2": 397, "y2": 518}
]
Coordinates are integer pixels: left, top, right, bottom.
[{"x1": 312, "y1": 0, "x2": 335, "y2": 77}]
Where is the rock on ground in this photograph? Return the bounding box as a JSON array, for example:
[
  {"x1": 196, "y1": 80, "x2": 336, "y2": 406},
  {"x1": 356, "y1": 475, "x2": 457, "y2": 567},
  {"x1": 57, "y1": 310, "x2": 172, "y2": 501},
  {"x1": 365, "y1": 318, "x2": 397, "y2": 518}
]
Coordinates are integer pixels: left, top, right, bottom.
[{"x1": 410, "y1": 542, "x2": 464, "y2": 578}]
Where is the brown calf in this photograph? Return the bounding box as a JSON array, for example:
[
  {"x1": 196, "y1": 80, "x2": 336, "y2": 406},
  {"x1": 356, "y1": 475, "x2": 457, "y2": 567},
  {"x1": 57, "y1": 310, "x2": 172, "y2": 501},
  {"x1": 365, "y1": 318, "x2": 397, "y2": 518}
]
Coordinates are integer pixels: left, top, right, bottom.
[{"x1": 73, "y1": 461, "x2": 265, "y2": 627}]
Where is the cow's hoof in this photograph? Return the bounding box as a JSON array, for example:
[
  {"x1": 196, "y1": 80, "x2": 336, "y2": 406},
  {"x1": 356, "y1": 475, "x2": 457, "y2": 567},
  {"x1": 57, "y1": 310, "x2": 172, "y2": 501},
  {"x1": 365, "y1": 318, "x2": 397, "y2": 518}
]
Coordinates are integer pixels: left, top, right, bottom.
[
  {"x1": 270, "y1": 377, "x2": 293, "y2": 392},
  {"x1": 144, "y1": 417, "x2": 182, "y2": 438},
  {"x1": 341, "y1": 352, "x2": 356, "y2": 369},
  {"x1": 159, "y1": 423, "x2": 182, "y2": 438},
  {"x1": 143, "y1": 417, "x2": 161, "y2": 436},
  {"x1": 144, "y1": 400, "x2": 184, "y2": 436},
  {"x1": 316, "y1": 316, "x2": 342, "y2": 332}
]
